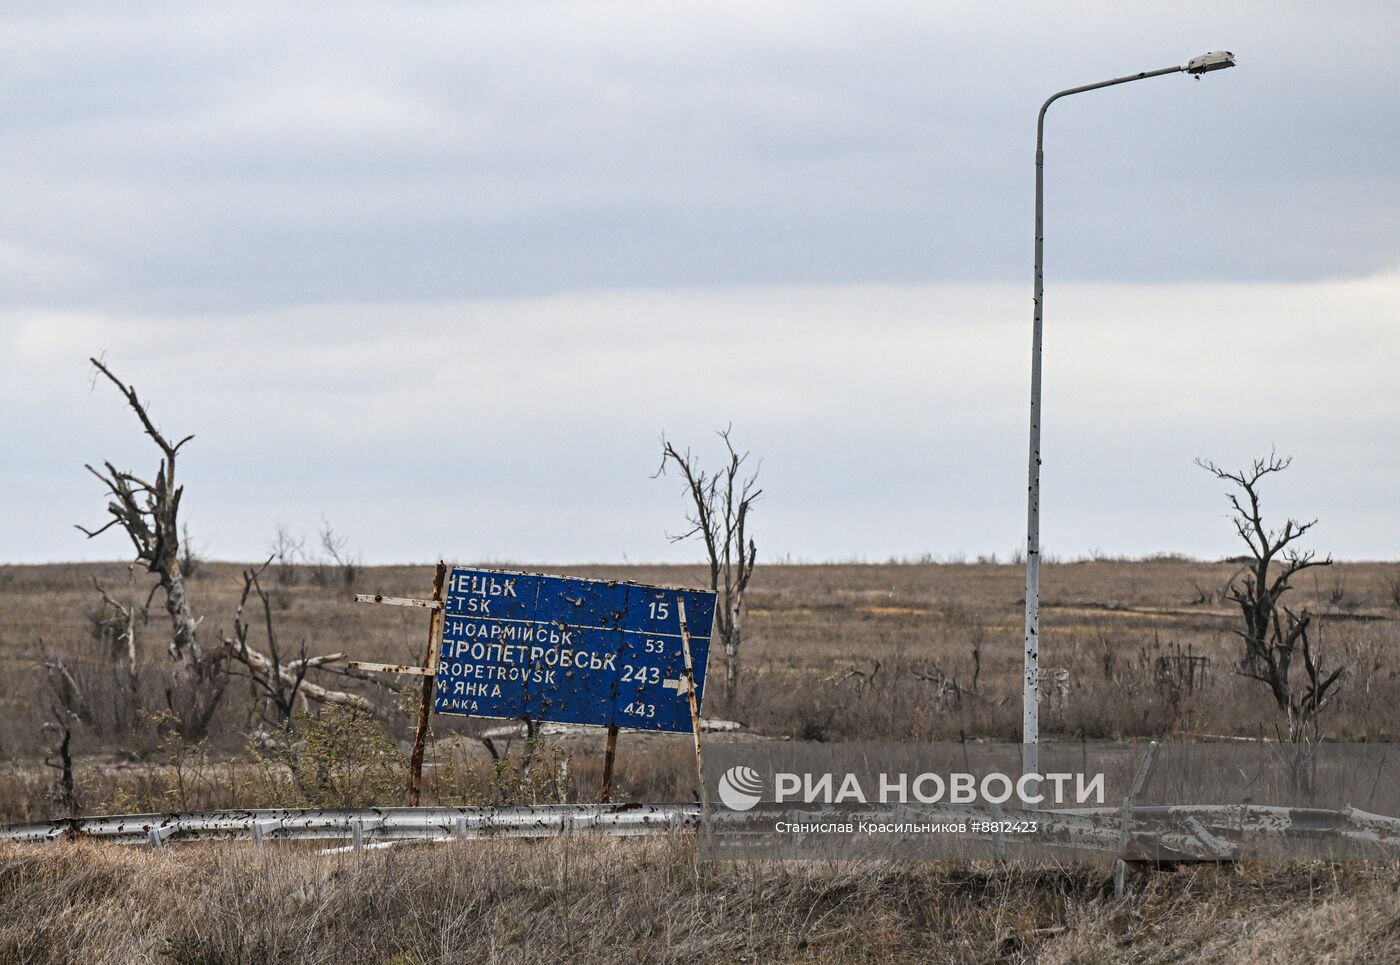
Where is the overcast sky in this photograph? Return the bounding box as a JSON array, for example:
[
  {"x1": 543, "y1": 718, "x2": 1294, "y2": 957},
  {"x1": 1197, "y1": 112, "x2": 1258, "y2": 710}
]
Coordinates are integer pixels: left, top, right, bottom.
[{"x1": 2, "y1": 2, "x2": 1398, "y2": 565}]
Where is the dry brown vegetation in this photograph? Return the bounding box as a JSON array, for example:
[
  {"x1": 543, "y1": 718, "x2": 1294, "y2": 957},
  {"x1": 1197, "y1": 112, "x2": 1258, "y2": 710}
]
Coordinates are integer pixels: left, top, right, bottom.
[
  {"x1": 5, "y1": 559, "x2": 1400, "y2": 821},
  {"x1": 3, "y1": 837, "x2": 1400, "y2": 964},
  {"x1": 6, "y1": 559, "x2": 1400, "y2": 962}
]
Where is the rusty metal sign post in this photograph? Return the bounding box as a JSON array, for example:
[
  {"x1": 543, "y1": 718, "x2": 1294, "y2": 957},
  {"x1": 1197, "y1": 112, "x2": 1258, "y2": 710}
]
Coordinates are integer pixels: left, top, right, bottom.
[
  {"x1": 599, "y1": 725, "x2": 620, "y2": 803},
  {"x1": 348, "y1": 561, "x2": 446, "y2": 806},
  {"x1": 676, "y1": 596, "x2": 711, "y2": 842},
  {"x1": 408, "y1": 562, "x2": 448, "y2": 806}
]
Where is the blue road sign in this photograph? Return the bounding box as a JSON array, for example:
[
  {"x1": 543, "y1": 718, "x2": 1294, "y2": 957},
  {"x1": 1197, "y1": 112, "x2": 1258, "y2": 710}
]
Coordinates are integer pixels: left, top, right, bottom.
[{"x1": 433, "y1": 567, "x2": 718, "y2": 733}]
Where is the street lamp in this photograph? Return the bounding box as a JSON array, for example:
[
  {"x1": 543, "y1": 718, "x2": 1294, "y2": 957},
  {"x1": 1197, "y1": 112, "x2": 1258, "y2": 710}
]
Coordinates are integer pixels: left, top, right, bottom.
[{"x1": 1021, "y1": 52, "x2": 1235, "y2": 777}]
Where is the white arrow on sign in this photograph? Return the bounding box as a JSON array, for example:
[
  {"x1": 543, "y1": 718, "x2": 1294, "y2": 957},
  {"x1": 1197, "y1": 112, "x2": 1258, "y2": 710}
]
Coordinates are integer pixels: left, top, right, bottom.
[{"x1": 662, "y1": 677, "x2": 690, "y2": 699}]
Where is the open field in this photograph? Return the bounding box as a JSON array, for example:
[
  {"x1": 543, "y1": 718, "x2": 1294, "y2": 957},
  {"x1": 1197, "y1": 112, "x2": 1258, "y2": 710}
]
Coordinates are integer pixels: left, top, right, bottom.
[
  {"x1": 4, "y1": 559, "x2": 1400, "y2": 821},
  {"x1": 6, "y1": 560, "x2": 1400, "y2": 962}
]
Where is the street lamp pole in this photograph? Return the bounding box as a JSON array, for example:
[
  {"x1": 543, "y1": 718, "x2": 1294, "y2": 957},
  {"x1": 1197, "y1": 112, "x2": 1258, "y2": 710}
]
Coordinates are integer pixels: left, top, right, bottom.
[{"x1": 1022, "y1": 52, "x2": 1235, "y2": 778}]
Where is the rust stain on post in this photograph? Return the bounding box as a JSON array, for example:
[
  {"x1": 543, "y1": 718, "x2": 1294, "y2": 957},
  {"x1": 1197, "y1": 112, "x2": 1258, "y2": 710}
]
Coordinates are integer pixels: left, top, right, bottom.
[
  {"x1": 407, "y1": 561, "x2": 448, "y2": 807},
  {"x1": 599, "y1": 724, "x2": 619, "y2": 803}
]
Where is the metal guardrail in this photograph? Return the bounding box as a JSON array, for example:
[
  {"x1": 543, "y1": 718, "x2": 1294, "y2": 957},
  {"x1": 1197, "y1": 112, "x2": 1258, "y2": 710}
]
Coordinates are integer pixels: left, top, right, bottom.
[
  {"x1": 0, "y1": 804, "x2": 699, "y2": 848},
  {"x1": 5, "y1": 802, "x2": 1400, "y2": 860}
]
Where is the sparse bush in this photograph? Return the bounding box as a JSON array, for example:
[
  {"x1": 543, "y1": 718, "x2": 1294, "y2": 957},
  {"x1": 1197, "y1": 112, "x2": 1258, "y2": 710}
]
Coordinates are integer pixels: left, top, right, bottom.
[
  {"x1": 251, "y1": 707, "x2": 405, "y2": 808},
  {"x1": 1328, "y1": 572, "x2": 1348, "y2": 609},
  {"x1": 1386, "y1": 568, "x2": 1400, "y2": 611}
]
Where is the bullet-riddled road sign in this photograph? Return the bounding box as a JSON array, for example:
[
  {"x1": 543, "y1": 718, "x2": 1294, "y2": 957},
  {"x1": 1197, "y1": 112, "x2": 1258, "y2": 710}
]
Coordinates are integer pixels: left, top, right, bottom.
[{"x1": 434, "y1": 567, "x2": 717, "y2": 733}]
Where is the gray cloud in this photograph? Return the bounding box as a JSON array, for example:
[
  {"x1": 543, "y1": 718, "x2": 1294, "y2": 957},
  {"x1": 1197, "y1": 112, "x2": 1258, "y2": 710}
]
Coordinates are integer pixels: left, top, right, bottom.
[
  {"x1": 1, "y1": 3, "x2": 1397, "y2": 564},
  {"x1": 2, "y1": 2, "x2": 1399, "y2": 314},
  {"x1": 4, "y1": 270, "x2": 1397, "y2": 563}
]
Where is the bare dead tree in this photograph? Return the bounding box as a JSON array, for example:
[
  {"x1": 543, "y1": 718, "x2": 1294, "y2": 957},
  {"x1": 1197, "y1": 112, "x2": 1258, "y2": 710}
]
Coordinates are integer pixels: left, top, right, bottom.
[
  {"x1": 912, "y1": 663, "x2": 965, "y2": 711},
  {"x1": 38, "y1": 640, "x2": 93, "y2": 731},
  {"x1": 269, "y1": 523, "x2": 306, "y2": 586},
  {"x1": 312, "y1": 516, "x2": 359, "y2": 588},
  {"x1": 655, "y1": 426, "x2": 761, "y2": 705},
  {"x1": 179, "y1": 522, "x2": 204, "y2": 579},
  {"x1": 823, "y1": 658, "x2": 882, "y2": 694},
  {"x1": 37, "y1": 636, "x2": 86, "y2": 816},
  {"x1": 1198, "y1": 453, "x2": 1339, "y2": 742},
  {"x1": 221, "y1": 557, "x2": 372, "y2": 728},
  {"x1": 90, "y1": 574, "x2": 144, "y2": 710},
  {"x1": 1325, "y1": 571, "x2": 1347, "y2": 609},
  {"x1": 43, "y1": 706, "x2": 80, "y2": 818},
  {"x1": 969, "y1": 627, "x2": 984, "y2": 696},
  {"x1": 76, "y1": 358, "x2": 227, "y2": 740}
]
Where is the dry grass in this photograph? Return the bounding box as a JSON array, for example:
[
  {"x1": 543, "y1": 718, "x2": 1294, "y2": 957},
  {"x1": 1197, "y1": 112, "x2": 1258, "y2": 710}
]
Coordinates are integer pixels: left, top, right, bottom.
[
  {"x1": 4, "y1": 560, "x2": 1400, "y2": 822},
  {"x1": 5, "y1": 561, "x2": 1400, "y2": 961},
  {"x1": 3, "y1": 838, "x2": 1399, "y2": 964}
]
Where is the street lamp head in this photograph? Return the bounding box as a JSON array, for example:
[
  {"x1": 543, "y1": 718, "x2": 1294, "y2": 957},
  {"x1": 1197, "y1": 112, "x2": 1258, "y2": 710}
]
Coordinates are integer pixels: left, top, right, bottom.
[{"x1": 1185, "y1": 50, "x2": 1235, "y2": 75}]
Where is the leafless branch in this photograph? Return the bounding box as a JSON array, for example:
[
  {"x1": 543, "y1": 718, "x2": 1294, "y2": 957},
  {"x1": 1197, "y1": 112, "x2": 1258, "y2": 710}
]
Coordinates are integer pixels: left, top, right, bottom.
[
  {"x1": 656, "y1": 426, "x2": 761, "y2": 705},
  {"x1": 79, "y1": 358, "x2": 225, "y2": 740},
  {"x1": 221, "y1": 557, "x2": 370, "y2": 722},
  {"x1": 1200, "y1": 453, "x2": 1337, "y2": 743}
]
